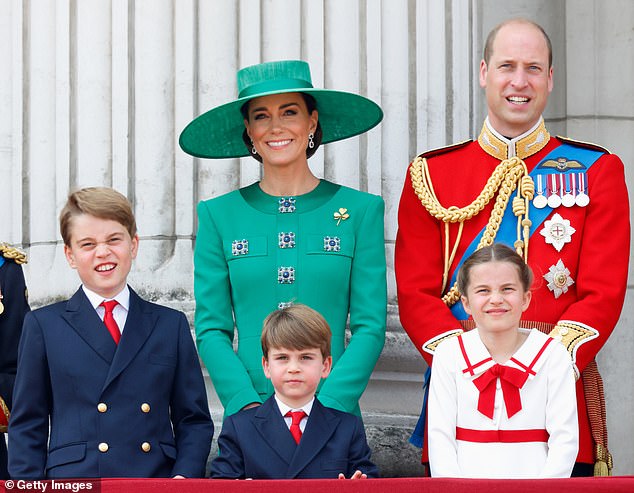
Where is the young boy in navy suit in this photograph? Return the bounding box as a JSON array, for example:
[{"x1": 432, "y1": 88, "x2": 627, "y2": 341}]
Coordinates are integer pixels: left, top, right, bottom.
[
  {"x1": 9, "y1": 187, "x2": 214, "y2": 479},
  {"x1": 211, "y1": 304, "x2": 378, "y2": 479}
]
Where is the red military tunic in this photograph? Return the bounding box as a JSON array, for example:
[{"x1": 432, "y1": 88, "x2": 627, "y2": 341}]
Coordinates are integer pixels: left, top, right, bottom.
[{"x1": 395, "y1": 118, "x2": 630, "y2": 466}]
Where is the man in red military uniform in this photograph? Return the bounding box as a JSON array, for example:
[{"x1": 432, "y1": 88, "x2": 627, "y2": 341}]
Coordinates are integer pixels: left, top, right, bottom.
[{"x1": 395, "y1": 18, "x2": 629, "y2": 476}]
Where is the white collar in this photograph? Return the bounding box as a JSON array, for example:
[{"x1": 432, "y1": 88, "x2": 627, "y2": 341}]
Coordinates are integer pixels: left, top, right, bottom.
[
  {"x1": 82, "y1": 284, "x2": 130, "y2": 312},
  {"x1": 274, "y1": 394, "x2": 314, "y2": 417},
  {"x1": 459, "y1": 328, "x2": 555, "y2": 379}
]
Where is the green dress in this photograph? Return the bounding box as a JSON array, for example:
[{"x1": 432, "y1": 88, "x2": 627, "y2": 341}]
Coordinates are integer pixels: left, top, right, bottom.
[{"x1": 194, "y1": 180, "x2": 387, "y2": 416}]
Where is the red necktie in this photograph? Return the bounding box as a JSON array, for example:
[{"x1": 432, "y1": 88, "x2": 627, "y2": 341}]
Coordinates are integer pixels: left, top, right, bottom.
[
  {"x1": 285, "y1": 410, "x2": 306, "y2": 444},
  {"x1": 101, "y1": 300, "x2": 121, "y2": 344},
  {"x1": 472, "y1": 364, "x2": 529, "y2": 419}
]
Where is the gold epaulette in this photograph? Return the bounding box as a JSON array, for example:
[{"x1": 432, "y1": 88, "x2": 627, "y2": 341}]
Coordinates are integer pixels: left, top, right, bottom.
[
  {"x1": 422, "y1": 329, "x2": 463, "y2": 355},
  {"x1": 0, "y1": 243, "x2": 28, "y2": 265},
  {"x1": 414, "y1": 140, "x2": 473, "y2": 161},
  {"x1": 556, "y1": 135, "x2": 611, "y2": 155},
  {"x1": 548, "y1": 321, "x2": 599, "y2": 379}
]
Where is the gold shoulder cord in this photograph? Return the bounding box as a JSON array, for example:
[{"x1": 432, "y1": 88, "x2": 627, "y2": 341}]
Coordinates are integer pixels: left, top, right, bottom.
[
  {"x1": 0, "y1": 243, "x2": 28, "y2": 265},
  {"x1": 409, "y1": 156, "x2": 534, "y2": 306}
]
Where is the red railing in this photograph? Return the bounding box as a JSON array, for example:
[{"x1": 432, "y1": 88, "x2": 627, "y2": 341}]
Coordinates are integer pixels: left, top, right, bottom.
[{"x1": 3, "y1": 476, "x2": 634, "y2": 493}]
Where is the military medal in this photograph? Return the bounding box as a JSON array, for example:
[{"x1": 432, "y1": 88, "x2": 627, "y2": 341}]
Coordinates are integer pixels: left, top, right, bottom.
[
  {"x1": 544, "y1": 259, "x2": 575, "y2": 299},
  {"x1": 540, "y1": 213, "x2": 576, "y2": 252},
  {"x1": 561, "y1": 174, "x2": 575, "y2": 208},
  {"x1": 575, "y1": 173, "x2": 590, "y2": 207},
  {"x1": 533, "y1": 174, "x2": 548, "y2": 209},
  {"x1": 547, "y1": 174, "x2": 562, "y2": 208}
]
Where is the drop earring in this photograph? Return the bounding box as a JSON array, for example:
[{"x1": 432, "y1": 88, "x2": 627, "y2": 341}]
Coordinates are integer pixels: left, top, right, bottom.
[
  {"x1": 251, "y1": 141, "x2": 257, "y2": 155},
  {"x1": 308, "y1": 132, "x2": 315, "y2": 149}
]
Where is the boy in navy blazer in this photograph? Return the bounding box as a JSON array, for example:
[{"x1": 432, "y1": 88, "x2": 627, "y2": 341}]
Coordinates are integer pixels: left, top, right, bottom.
[
  {"x1": 8, "y1": 187, "x2": 213, "y2": 479},
  {"x1": 211, "y1": 304, "x2": 378, "y2": 479}
]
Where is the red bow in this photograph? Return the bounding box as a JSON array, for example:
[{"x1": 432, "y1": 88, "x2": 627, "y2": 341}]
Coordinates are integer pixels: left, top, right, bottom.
[{"x1": 472, "y1": 364, "x2": 529, "y2": 419}]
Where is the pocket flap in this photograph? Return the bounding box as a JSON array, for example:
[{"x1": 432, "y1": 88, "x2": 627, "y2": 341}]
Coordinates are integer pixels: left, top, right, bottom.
[
  {"x1": 306, "y1": 234, "x2": 354, "y2": 257},
  {"x1": 46, "y1": 442, "x2": 87, "y2": 469},
  {"x1": 321, "y1": 459, "x2": 348, "y2": 471},
  {"x1": 224, "y1": 236, "x2": 268, "y2": 260}
]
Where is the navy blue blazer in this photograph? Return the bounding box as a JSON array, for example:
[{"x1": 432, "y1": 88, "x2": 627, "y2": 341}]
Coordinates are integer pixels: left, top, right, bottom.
[
  {"x1": 8, "y1": 287, "x2": 213, "y2": 479},
  {"x1": 211, "y1": 396, "x2": 378, "y2": 479}
]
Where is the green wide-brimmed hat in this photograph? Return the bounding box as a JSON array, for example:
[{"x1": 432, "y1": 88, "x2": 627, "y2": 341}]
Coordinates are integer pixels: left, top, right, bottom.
[{"x1": 179, "y1": 60, "x2": 383, "y2": 159}]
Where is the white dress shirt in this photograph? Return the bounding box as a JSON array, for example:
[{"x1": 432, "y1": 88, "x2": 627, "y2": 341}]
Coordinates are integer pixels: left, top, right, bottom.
[
  {"x1": 82, "y1": 285, "x2": 130, "y2": 336},
  {"x1": 274, "y1": 395, "x2": 314, "y2": 433}
]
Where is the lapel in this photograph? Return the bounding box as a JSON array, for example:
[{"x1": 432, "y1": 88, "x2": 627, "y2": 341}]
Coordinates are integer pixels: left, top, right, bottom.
[
  {"x1": 102, "y1": 288, "x2": 156, "y2": 390},
  {"x1": 253, "y1": 397, "x2": 297, "y2": 467},
  {"x1": 61, "y1": 288, "x2": 117, "y2": 364},
  {"x1": 286, "y1": 399, "x2": 340, "y2": 478}
]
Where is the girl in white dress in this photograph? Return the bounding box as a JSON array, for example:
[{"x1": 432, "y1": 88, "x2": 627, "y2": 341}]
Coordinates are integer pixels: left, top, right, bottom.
[{"x1": 428, "y1": 243, "x2": 578, "y2": 478}]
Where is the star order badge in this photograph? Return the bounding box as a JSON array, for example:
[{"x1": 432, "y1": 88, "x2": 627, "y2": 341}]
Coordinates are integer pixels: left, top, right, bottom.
[
  {"x1": 544, "y1": 259, "x2": 575, "y2": 299},
  {"x1": 540, "y1": 213, "x2": 576, "y2": 252}
]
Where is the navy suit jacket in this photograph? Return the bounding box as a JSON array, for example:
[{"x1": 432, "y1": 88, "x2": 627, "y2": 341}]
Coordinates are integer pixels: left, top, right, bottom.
[
  {"x1": 8, "y1": 287, "x2": 213, "y2": 479},
  {"x1": 210, "y1": 396, "x2": 378, "y2": 479}
]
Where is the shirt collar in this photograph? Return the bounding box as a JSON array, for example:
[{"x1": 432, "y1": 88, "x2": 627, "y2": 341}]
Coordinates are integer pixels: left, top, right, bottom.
[
  {"x1": 274, "y1": 394, "x2": 314, "y2": 417},
  {"x1": 82, "y1": 284, "x2": 130, "y2": 312}
]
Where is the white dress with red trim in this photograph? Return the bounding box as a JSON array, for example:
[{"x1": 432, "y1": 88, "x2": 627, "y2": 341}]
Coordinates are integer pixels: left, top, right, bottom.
[{"x1": 428, "y1": 328, "x2": 578, "y2": 478}]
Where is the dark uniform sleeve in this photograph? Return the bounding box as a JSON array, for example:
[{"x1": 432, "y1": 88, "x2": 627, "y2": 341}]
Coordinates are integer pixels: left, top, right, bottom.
[{"x1": 0, "y1": 255, "x2": 30, "y2": 478}]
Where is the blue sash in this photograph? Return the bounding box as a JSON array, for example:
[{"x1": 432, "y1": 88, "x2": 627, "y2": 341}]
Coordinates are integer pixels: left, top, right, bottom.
[
  {"x1": 0, "y1": 257, "x2": 4, "y2": 268},
  {"x1": 448, "y1": 143, "x2": 604, "y2": 320},
  {"x1": 409, "y1": 367, "x2": 431, "y2": 448}
]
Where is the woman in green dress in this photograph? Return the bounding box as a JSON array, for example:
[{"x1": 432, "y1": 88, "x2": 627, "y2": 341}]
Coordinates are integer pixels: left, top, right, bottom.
[{"x1": 179, "y1": 60, "x2": 386, "y2": 417}]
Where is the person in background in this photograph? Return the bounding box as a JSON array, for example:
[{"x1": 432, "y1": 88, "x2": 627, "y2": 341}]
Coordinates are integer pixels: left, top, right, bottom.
[
  {"x1": 211, "y1": 303, "x2": 379, "y2": 479},
  {"x1": 180, "y1": 59, "x2": 386, "y2": 418},
  {"x1": 8, "y1": 187, "x2": 213, "y2": 479},
  {"x1": 428, "y1": 244, "x2": 578, "y2": 478},
  {"x1": 0, "y1": 243, "x2": 30, "y2": 479},
  {"x1": 395, "y1": 18, "x2": 629, "y2": 476}
]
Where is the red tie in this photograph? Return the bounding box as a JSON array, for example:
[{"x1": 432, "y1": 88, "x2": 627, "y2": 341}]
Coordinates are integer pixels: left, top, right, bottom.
[
  {"x1": 285, "y1": 410, "x2": 306, "y2": 444},
  {"x1": 472, "y1": 364, "x2": 529, "y2": 419},
  {"x1": 101, "y1": 300, "x2": 121, "y2": 344}
]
